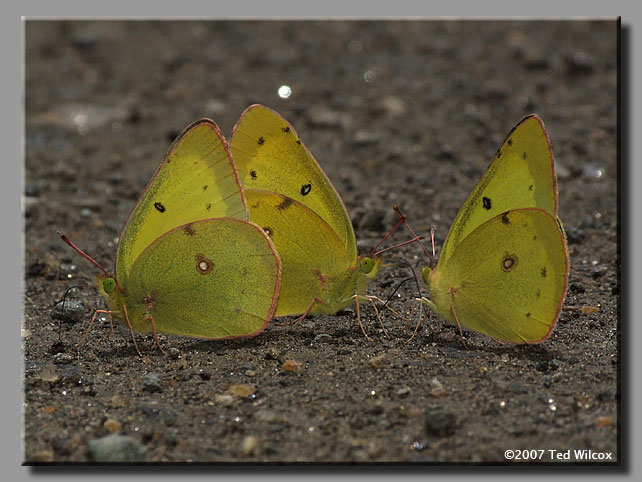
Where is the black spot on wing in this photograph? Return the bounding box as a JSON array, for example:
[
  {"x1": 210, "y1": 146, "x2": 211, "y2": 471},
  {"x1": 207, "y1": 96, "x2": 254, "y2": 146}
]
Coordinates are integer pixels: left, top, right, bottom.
[
  {"x1": 263, "y1": 226, "x2": 273, "y2": 237},
  {"x1": 522, "y1": 151, "x2": 527, "y2": 160},
  {"x1": 525, "y1": 312, "x2": 531, "y2": 318},
  {"x1": 154, "y1": 202, "x2": 166, "y2": 213},
  {"x1": 301, "y1": 183, "x2": 312, "y2": 196},
  {"x1": 483, "y1": 197, "x2": 492, "y2": 210},
  {"x1": 258, "y1": 137, "x2": 265, "y2": 146},
  {"x1": 501, "y1": 212, "x2": 510, "y2": 224},
  {"x1": 282, "y1": 126, "x2": 290, "y2": 133},
  {"x1": 206, "y1": 203, "x2": 212, "y2": 211},
  {"x1": 277, "y1": 197, "x2": 294, "y2": 210},
  {"x1": 528, "y1": 184, "x2": 533, "y2": 191},
  {"x1": 296, "y1": 139, "x2": 301, "y2": 145},
  {"x1": 250, "y1": 170, "x2": 257, "y2": 180},
  {"x1": 541, "y1": 267, "x2": 547, "y2": 278},
  {"x1": 507, "y1": 139, "x2": 513, "y2": 146},
  {"x1": 202, "y1": 185, "x2": 208, "y2": 191},
  {"x1": 183, "y1": 223, "x2": 196, "y2": 236}
]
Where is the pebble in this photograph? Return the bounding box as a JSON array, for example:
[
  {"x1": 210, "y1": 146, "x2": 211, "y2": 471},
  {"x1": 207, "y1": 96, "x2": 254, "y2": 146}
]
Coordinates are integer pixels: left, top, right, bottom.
[
  {"x1": 25, "y1": 180, "x2": 40, "y2": 197},
  {"x1": 214, "y1": 394, "x2": 235, "y2": 407},
  {"x1": 109, "y1": 394, "x2": 131, "y2": 407},
  {"x1": 108, "y1": 172, "x2": 124, "y2": 185},
  {"x1": 226, "y1": 383, "x2": 256, "y2": 397},
  {"x1": 282, "y1": 360, "x2": 305, "y2": 373},
  {"x1": 306, "y1": 105, "x2": 344, "y2": 128},
  {"x1": 39, "y1": 365, "x2": 61, "y2": 383},
  {"x1": 255, "y1": 409, "x2": 279, "y2": 423},
  {"x1": 103, "y1": 418, "x2": 123, "y2": 433},
  {"x1": 87, "y1": 435, "x2": 146, "y2": 462},
  {"x1": 522, "y1": 51, "x2": 551, "y2": 70},
  {"x1": 437, "y1": 143, "x2": 455, "y2": 161},
  {"x1": 31, "y1": 450, "x2": 55, "y2": 462},
  {"x1": 51, "y1": 300, "x2": 85, "y2": 324},
  {"x1": 314, "y1": 333, "x2": 333, "y2": 344},
  {"x1": 565, "y1": 51, "x2": 594, "y2": 75},
  {"x1": 591, "y1": 266, "x2": 608, "y2": 279},
  {"x1": 564, "y1": 226, "x2": 586, "y2": 244},
  {"x1": 369, "y1": 354, "x2": 388, "y2": 369},
  {"x1": 58, "y1": 263, "x2": 79, "y2": 280},
  {"x1": 265, "y1": 347, "x2": 281, "y2": 361},
  {"x1": 595, "y1": 416, "x2": 612, "y2": 428},
  {"x1": 581, "y1": 305, "x2": 599, "y2": 315},
  {"x1": 396, "y1": 386, "x2": 412, "y2": 398},
  {"x1": 429, "y1": 378, "x2": 446, "y2": 398},
  {"x1": 52, "y1": 352, "x2": 75, "y2": 365},
  {"x1": 569, "y1": 282, "x2": 586, "y2": 293},
  {"x1": 39, "y1": 405, "x2": 59, "y2": 415},
  {"x1": 379, "y1": 95, "x2": 406, "y2": 117},
  {"x1": 425, "y1": 409, "x2": 457, "y2": 437},
  {"x1": 241, "y1": 435, "x2": 259, "y2": 456},
  {"x1": 352, "y1": 130, "x2": 379, "y2": 146},
  {"x1": 167, "y1": 347, "x2": 181, "y2": 360},
  {"x1": 142, "y1": 372, "x2": 162, "y2": 393},
  {"x1": 596, "y1": 389, "x2": 615, "y2": 402}
]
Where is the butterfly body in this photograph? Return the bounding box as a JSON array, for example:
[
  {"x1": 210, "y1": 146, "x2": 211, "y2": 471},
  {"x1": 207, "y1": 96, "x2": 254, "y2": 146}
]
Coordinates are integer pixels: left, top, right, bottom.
[
  {"x1": 62, "y1": 118, "x2": 282, "y2": 343},
  {"x1": 422, "y1": 115, "x2": 569, "y2": 343},
  {"x1": 230, "y1": 105, "x2": 380, "y2": 320}
]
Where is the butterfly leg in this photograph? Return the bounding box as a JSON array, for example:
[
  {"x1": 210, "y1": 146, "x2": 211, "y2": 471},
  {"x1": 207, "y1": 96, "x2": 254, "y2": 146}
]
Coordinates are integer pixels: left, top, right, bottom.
[
  {"x1": 355, "y1": 294, "x2": 391, "y2": 339},
  {"x1": 274, "y1": 297, "x2": 326, "y2": 327},
  {"x1": 75, "y1": 309, "x2": 112, "y2": 348},
  {"x1": 145, "y1": 314, "x2": 167, "y2": 355},
  {"x1": 121, "y1": 304, "x2": 143, "y2": 357},
  {"x1": 404, "y1": 298, "x2": 428, "y2": 344},
  {"x1": 353, "y1": 294, "x2": 372, "y2": 341},
  {"x1": 364, "y1": 294, "x2": 427, "y2": 342},
  {"x1": 448, "y1": 294, "x2": 467, "y2": 347}
]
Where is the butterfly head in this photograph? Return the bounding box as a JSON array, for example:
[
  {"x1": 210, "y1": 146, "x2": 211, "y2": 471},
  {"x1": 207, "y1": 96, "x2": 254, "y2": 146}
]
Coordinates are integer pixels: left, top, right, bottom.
[
  {"x1": 95, "y1": 273, "x2": 123, "y2": 299},
  {"x1": 359, "y1": 255, "x2": 383, "y2": 279},
  {"x1": 99, "y1": 275, "x2": 117, "y2": 295}
]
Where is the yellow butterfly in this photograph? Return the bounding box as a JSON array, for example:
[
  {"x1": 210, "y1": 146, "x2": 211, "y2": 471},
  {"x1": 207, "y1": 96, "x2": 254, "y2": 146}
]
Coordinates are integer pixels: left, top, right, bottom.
[
  {"x1": 59, "y1": 119, "x2": 282, "y2": 352},
  {"x1": 410, "y1": 115, "x2": 569, "y2": 343},
  {"x1": 229, "y1": 105, "x2": 403, "y2": 335}
]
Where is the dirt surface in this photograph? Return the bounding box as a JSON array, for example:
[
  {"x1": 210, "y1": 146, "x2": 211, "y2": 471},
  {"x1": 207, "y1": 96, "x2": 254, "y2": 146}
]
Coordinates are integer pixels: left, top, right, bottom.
[{"x1": 23, "y1": 20, "x2": 618, "y2": 464}]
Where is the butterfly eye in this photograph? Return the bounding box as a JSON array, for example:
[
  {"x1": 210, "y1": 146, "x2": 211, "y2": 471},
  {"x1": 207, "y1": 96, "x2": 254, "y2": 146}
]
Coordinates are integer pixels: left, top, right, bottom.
[
  {"x1": 360, "y1": 257, "x2": 374, "y2": 274},
  {"x1": 103, "y1": 278, "x2": 116, "y2": 294}
]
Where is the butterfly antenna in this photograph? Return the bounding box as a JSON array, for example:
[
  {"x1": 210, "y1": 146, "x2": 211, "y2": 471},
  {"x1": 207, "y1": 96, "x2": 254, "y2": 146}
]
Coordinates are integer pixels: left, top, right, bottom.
[
  {"x1": 370, "y1": 206, "x2": 426, "y2": 257},
  {"x1": 430, "y1": 227, "x2": 437, "y2": 268},
  {"x1": 381, "y1": 262, "x2": 421, "y2": 307},
  {"x1": 373, "y1": 235, "x2": 425, "y2": 257},
  {"x1": 392, "y1": 205, "x2": 434, "y2": 264},
  {"x1": 368, "y1": 211, "x2": 407, "y2": 257},
  {"x1": 57, "y1": 230, "x2": 109, "y2": 276},
  {"x1": 55, "y1": 285, "x2": 82, "y2": 344}
]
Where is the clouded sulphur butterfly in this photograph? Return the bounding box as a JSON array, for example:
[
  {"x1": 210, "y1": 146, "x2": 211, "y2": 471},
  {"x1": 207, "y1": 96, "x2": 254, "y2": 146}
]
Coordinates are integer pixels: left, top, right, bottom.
[
  {"x1": 417, "y1": 115, "x2": 569, "y2": 343},
  {"x1": 229, "y1": 105, "x2": 389, "y2": 326},
  {"x1": 59, "y1": 119, "x2": 282, "y2": 349}
]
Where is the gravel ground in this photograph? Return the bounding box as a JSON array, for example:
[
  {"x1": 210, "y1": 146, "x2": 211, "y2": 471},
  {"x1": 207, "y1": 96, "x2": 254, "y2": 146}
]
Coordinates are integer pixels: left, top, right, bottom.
[{"x1": 23, "y1": 20, "x2": 618, "y2": 464}]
